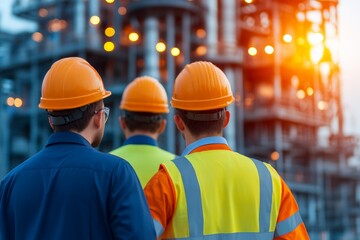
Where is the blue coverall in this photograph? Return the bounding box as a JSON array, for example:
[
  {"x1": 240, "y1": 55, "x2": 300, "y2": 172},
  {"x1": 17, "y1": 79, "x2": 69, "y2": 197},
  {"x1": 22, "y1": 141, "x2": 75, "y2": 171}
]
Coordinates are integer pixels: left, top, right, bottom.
[{"x1": 0, "y1": 132, "x2": 155, "y2": 239}]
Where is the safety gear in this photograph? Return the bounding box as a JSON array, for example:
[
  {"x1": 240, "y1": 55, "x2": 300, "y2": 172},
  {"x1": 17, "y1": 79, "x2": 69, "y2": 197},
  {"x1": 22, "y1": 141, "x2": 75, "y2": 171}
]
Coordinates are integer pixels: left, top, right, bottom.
[
  {"x1": 120, "y1": 76, "x2": 169, "y2": 113},
  {"x1": 110, "y1": 135, "x2": 175, "y2": 188},
  {"x1": 39, "y1": 57, "x2": 111, "y2": 110},
  {"x1": 171, "y1": 61, "x2": 234, "y2": 111},
  {"x1": 160, "y1": 150, "x2": 283, "y2": 239}
]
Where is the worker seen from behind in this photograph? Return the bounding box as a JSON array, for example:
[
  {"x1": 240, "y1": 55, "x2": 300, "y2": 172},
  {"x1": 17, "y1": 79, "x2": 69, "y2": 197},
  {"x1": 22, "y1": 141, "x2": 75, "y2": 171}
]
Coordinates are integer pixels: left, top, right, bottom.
[
  {"x1": 110, "y1": 76, "x2": 175, "y2": 188},
  {"x1": 144, "y1": 61, "x2": 310, "y2": 239},
  {"x1": 0, "y1": 57, "x2": 155, "y2": 239}
]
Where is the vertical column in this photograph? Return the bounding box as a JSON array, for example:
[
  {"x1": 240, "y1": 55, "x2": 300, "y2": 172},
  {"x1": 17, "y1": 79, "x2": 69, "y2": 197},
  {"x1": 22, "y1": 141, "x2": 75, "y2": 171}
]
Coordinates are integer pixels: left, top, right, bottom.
[
  {"x1": 224, "y1": 67, "x2": 236, "y2": 150},
  {"x1": 176, "y1": 13, "x2": 191, "y2": 153},
  {"x1": 222, "y1": 0, "x2": 236, "y2": 55},
  {"x1": 128, "y1": 18, "x2": 137, "y2": 81},
  {"x1": 205, "y1": 0, "x2": 218, "y2": 57},
  {"x1": 272, "y1": 1, "x2": 282, "y2": 103},
  {"x1": 274, "y1": 120, "x2": 283, "y2": 174},
  {"x1": 0, "y1": 81, "x2": 11, "y2": 178},
  {"x1": 143, "y1": 17, "x2": 160, "y2": 79},
  {"x1": 235, "y1": 68, "x2": 245, "y2": 153},
  {"x1": 29, "y1": 59, "x2": 39, "y2": 156},
  {"x1": 221, "y1": 0, "x2": 238, "y2": 151},
  {"x1": 182, "y1": 13, "x2": 191, "y2": 65},
  {"x1": 75, "y1": 0, "x2": 85, "y2": 41},
  {"x1": 88, "y1": 0, "x2": 101, "y2": 48},
  {"x1": 272, "y1": 1, "x2": 283, "y2": 171},
  {"x1": 166, "y1": 13, "x2": 175, "y2": 153}
]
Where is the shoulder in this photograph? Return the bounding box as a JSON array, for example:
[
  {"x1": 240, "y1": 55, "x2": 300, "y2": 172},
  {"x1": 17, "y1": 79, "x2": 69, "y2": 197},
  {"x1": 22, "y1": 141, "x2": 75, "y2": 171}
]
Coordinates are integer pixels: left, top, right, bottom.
[
  {"x1": 109, "y1": 146, "x2": 126, "y2": 156},
  {"x1": 90, "y1": 149, "x2": 134, "y2": 172}
]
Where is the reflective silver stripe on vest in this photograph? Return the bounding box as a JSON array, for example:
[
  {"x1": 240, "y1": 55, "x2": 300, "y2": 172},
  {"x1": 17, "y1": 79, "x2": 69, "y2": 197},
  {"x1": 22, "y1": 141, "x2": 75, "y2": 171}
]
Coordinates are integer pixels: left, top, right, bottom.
[
  {"x1": 172, "y1": 157, "x2": 275, "y2": 239},
  {"x1": 251, "y1": 158, "x2": 273, "y2": 232},
  {"x1": 274, "y1": 210, "x2": 303, "y2": 237},
  {"x1": 173, "y1": 157, "x2": 204, "y2": 237}
]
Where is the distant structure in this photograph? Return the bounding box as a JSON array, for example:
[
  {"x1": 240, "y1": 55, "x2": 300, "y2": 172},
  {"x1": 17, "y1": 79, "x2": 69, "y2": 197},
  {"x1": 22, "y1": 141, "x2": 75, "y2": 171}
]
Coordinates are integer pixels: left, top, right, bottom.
[{"x1": 0, "y1": 0, "x2": 359, "y2": 238}]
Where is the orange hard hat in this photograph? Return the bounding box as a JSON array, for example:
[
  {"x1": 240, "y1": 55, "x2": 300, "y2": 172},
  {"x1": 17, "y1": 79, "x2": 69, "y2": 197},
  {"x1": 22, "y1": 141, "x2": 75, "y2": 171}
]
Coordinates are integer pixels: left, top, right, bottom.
[
  {"x1": 39, "y1": 57, "x2": 111, "y2": 110},
  {"x1": 171, "y1": 61, "x2": 234, "y2": 111},
  {"x1": 120, "y1": 76, "x2": 169, "y2": 113}
]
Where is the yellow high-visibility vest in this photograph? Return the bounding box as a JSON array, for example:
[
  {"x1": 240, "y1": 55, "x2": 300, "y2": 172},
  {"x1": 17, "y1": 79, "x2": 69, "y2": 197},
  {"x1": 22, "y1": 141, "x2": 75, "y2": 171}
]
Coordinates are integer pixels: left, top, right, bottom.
[
  {"x1": 110, "y1": 136, "x2": 175, "y2": 188},
  {"x1": 160, "y1": 150, "x2": 282, "y2": 239}
]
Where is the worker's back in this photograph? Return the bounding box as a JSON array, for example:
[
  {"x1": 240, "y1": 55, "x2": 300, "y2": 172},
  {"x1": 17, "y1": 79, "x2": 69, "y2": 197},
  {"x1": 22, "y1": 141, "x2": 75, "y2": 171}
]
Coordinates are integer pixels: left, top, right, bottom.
[
  {"x1": 110, "y1": 135, "x2": 175, "y2": 187},
  {"x1": 161, "y1": 149, "x2": 281, "y2": 238},
  {"x1": 0, "y1": 132, "x2": 154, "y2": 239}
]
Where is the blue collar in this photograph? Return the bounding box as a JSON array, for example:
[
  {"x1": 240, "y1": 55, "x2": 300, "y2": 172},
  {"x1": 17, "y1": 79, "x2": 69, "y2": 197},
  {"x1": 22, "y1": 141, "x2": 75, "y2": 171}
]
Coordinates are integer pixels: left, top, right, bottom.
[
  {"x1": 123, "y1": 135, "x2": 158, "y2": 146},
  {"x1": 46, "y1": 132, "x2": 92, "y2": 148},
  {"x1": 181, "y1": 136, "x2": 229, "y2": 156}
]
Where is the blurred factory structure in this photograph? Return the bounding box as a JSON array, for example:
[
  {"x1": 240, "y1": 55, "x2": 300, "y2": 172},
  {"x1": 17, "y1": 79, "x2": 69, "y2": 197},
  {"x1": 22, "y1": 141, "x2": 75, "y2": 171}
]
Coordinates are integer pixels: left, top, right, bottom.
[{"x1": 0, "y1": 0, "x2": 359, "y2": 238}]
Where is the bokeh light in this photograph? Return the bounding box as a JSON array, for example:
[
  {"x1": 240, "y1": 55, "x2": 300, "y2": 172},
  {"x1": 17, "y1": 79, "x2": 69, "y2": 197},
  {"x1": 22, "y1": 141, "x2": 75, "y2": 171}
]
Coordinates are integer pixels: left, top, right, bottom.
[
  {"x1": 90, "y1": 16, "x2": 100, "y2": 25},
  {"x1": 171, "y1": 47, "x2": 180, "y2": 56},
  {"x1": 104, "y1": 41, "x2": 115, "y2": 52},
  {"x1": 105, "y1": 27, "x2": 115, "y2": 37},
  {"x1": 156, "y1": 42, "x2": 166, "y2": 52}
]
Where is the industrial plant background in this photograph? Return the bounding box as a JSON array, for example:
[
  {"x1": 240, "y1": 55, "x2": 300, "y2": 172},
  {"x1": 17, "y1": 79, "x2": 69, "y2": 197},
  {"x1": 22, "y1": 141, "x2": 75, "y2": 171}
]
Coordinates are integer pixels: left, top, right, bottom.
[{"x1": 0, "y1": 0, "x2": 360, "y2": 239}]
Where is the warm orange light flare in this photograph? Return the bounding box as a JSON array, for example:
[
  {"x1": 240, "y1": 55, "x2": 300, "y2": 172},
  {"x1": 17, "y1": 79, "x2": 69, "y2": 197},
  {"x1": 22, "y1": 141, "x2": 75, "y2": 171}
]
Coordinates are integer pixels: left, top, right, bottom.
[
  {"x1": 248, "y1": 47, "x2": 257, "y2": 56},
  {"x1": 318, "y1": 101, "x2": 328, "y2": 110},
  {"x1": 32, "y1": 32, "x2": 43, "y2": 42},
  {"x1": 283, "y1": 34, "x2": 293, "y2": 43},
  {"x1": 38, "y1": 8, "x2": 48, "y2": 17},
  {"x1": 105, "y1": 27, "x2": 115, "y2": 37},
  {"x1": 306, "y1": 87, "x2": 314, "y2": 96},
  {"x1": 271, "y1": 151, "x2": 280, "y2": 161},
  {"x1": 118, "y1": 7, "x2": 127, "y2": 15},
  {"x1": 14, "y1": 98, "x2": 23, "y2": 108},
  {"x1": 308, "y1": 32, "x2": 324, "y2": 45},
  {"x1": 310, "y1": 45, "x2": 324, "y2": 64},
  {"x1": 6, "y1": 97, "x2": 14, "y2": 106},
  {"x1": 196, "y1": 29, "x2": 206, "y2": 39},
  {"x1": 196, "y1": 46, "x2": 207, "y2": 56},
  {"x1": 291, "y1": 76, "x2": 299, "y2": 87},
  {"x1": 48, "y1": 19, "x2": 67, "y2": 32},
  {"x1": 264, "y1": 45, "x2": 274, "y2": 54},
  {"x1": 245, "y1": 0, "x2": 253, "y2": 3},
  {"x1": 297, "y1": 90, "x2": 305, "y2": 99},
  {"x1": 320, "y1": 62, "x2": 331, "y2": 76}
]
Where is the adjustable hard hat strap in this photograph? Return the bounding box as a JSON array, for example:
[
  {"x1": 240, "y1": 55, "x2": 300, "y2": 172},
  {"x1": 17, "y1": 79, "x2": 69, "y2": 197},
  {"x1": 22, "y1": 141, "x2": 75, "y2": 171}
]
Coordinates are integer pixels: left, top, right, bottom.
[
  {"x1": 48, "y1": 106, "x2": 88, "y2": 126},
  {"x1": 184, "y1": 109, "x2": 225, "y2": 121},
  {"x1": 124, "y1": 112, "x2": 163, "y2": 123}
]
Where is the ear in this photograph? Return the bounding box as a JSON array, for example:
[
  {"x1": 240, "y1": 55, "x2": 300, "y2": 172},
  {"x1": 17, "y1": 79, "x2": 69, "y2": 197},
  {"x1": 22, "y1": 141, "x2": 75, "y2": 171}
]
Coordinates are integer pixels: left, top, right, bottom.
[
  {"x1": 48, "y1": 116, "x2": 54, "y2": 130},
  {"x1": 223, "y1": 110, "x2": 230, "y2": 128},
  {"x1": 93, "y1": 111, "x2": 102, "y2": 129},
  {"x1": 120, "y1": 117, "x2": 126, "y2": 130},
  {"x1": 157, "y1": 119, "x2": 167, "y2": 134},
  {"x1": 174, "y1": 114, "x2": 185, "y2": 131}
]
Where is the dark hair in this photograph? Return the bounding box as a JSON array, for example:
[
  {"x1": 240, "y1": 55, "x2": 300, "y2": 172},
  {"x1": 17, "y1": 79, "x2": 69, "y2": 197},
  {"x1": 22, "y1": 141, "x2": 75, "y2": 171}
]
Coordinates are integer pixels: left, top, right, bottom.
[
  {"x1": 49, "y1": 100, "x2": 102, "y2": 132},
  {"x1": 175, "y1": 108, "x2": 225, "y2": 137},
  {"x1": 123, "y1": 111, "x2": 163, "y2": 133}
]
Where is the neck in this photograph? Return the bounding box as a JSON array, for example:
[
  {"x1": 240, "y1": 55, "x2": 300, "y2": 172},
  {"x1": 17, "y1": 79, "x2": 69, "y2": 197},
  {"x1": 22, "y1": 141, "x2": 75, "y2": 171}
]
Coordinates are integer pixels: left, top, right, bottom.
[
  {"x1": 184, "y1": 131, "x2": 223, "y2": 146},
  {"x1": 125, "y1": 130, "x2": 158, "y2": 140}
]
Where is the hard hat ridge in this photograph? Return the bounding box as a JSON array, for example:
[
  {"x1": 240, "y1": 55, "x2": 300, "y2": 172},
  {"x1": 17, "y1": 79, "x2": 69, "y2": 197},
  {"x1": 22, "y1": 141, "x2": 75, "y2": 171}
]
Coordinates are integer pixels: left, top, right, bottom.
[
  {"x1": 39, "y1": 57, "x2": 111, "y2": 110},
  {"x1": 171, "y1": 61, "x2": 234, "y2": 111},
  {"x1": 120, "y1": 76, "x2": 169, "y2": 114}
]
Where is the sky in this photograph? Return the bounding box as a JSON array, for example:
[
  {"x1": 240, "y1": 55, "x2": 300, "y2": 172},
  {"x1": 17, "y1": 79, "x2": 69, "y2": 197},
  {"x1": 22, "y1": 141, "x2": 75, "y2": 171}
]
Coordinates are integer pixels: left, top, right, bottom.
[{"x1": 1, "y1": 0, "x2": 360, "y2": 135}]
